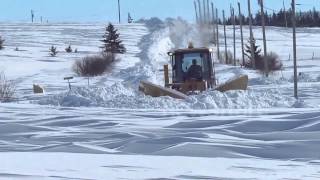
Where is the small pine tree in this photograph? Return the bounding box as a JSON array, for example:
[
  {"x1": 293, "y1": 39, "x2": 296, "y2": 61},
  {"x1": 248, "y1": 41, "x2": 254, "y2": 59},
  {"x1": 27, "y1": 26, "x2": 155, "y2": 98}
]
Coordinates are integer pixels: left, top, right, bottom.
[
  {"x1": 244, "y1": 37, "x2": 262, "y2": 69},
  {"x1": 49, "y1": 45, "x2": 58, "y2": 57},
  {"x1": 65, "y1": 45, "x2": 72, "y2": 53},
  {"x1": 128, "y1": 13, "x2": 133, "y2": 23},
  {"x1": 101, "y1": 23, "x2": 126, "y2": 61},
  {"x1": 0, "y1": 36, "x2": 5, "y2": 50}
]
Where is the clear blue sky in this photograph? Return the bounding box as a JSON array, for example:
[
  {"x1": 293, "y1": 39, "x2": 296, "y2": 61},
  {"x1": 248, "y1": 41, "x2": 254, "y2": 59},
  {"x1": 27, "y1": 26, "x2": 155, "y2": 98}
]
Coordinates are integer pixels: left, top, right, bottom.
[{"x1": 0, "y1": 0, "x2": 319, "y2": 23}]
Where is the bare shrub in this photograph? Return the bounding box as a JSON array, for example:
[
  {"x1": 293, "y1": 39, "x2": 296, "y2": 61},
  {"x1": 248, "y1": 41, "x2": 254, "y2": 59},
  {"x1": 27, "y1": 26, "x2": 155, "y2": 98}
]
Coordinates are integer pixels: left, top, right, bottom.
[
  {"x1": 221, "y1": 50, "x2": 234, "y2": 65},
  {"x1": 0, "y1": 72, "x2": 16, "y2": 102},
  {"x1": 49, "y1": 45, "x2": 58, "y2": 57},
  {"x1": 73, "y1": 54, "x2": 114, "y2": 77},
  {"x1": 244, "y1": 52, "x2": 283, "y2": 73},
  {"x1": 65, "y1": 45, "x2": 72, "y2": 53},
  {"x1": 264, "y1": 52, "x2": 283, "y2": 71},
  {"x1": 0, "y1": 36, "x2": 4, "y2": 50}
]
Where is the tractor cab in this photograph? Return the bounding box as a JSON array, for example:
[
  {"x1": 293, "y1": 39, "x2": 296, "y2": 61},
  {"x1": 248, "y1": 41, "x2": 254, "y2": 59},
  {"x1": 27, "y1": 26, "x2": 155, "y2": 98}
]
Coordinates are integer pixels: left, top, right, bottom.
[{"x1": 165, "y1": 47, "x2": 216, "y2": 94}]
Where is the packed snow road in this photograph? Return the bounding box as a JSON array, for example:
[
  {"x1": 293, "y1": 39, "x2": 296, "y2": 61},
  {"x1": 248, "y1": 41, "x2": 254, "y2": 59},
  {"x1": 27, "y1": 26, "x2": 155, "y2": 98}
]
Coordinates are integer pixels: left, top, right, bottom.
[{"x1": 0, "y1": 21, "x2": 320, "y2": 179}]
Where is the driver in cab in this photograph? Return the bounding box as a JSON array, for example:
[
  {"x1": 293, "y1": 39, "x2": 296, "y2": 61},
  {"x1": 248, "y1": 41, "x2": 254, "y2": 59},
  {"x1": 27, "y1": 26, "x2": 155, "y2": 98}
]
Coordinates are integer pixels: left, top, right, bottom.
[{"x1": 187, "y1": 59, "x2": 203, "y2": 81}]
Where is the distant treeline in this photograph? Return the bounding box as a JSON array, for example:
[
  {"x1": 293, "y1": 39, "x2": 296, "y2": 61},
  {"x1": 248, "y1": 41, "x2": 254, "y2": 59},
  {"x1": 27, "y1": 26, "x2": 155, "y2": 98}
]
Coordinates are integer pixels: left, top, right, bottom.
[{"x1": 224, "y1": 8, "x2": 320, "y2": 27}]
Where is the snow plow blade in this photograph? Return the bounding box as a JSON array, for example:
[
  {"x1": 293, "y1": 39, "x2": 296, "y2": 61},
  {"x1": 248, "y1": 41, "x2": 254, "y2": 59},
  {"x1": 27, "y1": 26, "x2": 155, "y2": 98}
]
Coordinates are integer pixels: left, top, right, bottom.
[
  {"x1": 139, "y1": 81, "x2": 188, "y2": 99},
  {"x1": 215, "y1": 75, "x2": 249, "y2": 92}
]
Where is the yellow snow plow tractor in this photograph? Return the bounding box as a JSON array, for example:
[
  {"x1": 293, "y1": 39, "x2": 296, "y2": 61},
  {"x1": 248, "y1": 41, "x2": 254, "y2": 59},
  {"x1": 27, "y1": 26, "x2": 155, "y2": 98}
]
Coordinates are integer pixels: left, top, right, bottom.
[{"x1": 139, "y1": 46, "x2": 248, "y2": 99}]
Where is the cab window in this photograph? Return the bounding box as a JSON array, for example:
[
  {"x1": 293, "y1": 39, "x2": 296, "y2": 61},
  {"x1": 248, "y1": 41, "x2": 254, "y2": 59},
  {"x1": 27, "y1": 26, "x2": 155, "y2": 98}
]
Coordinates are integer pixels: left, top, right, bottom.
[{"x1": 181, "y1": 53, "x2": 203, "y2": 72}]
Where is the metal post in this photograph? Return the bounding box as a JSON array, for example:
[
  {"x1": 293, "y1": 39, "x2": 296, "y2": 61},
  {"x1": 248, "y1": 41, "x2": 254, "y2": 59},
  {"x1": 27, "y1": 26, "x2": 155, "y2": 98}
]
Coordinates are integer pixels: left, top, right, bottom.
[
  {"x1": 223, "y1": 10, "x2": 228, "y2": 64},
  {"x1": 238, "y1": 2, "x2": 245, "y2": 67},
  {"x1": 194, "y1": 1, "x2": 199, "y2": 24},
  {"x1": 231, "y1": 5, "x2": 236, "y2": 66},
  {"x1": 117, "y1": 0, "x2": 121, "y2": 23},
  {"x1": 68, "y1": 80, "x2": 71, "y2": 90},
  {"x1": 248, "y1": 0, "x2": 255, "y2": 69},
  {"x1": 292, "y1": 0, "x2": 298, "y2": 99},
  {"x1": 260, "y1": 0, "x2": 269, "y2": 76},
  {"x1": 216, "y1": 8, "x2": 220, "y2": 60}
]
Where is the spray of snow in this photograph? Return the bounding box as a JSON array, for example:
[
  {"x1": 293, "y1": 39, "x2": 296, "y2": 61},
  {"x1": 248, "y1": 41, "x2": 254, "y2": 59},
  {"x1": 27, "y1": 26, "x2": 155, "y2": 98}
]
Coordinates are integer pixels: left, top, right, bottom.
[{"x1": 167, "y1": 18, "x2": 213, "y2": 48}]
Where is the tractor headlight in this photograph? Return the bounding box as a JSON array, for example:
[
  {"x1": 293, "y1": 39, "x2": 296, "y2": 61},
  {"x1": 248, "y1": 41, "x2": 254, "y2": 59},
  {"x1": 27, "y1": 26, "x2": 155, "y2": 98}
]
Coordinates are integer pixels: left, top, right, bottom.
[
  {"x1": 209, "y1": 48, "x2": 213, "y2": 52},
  {"x1": 167, "y1": 52, "x2": 173, "y2": 56}
]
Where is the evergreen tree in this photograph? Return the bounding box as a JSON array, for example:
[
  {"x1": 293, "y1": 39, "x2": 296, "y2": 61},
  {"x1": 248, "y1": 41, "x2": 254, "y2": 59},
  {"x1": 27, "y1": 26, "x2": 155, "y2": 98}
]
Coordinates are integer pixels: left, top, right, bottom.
[
  {"x1": 101, "y1": 23, "x2": 126, "y2": 61},
  {"x1": 244, "y1": 37, "x2": 263, "y2": 69},
  {"x1": 128, "y1": 13, "x2": 133, "y2": 23},
  {"x1": 0, "y1": 36, "x2": 5, "y2": 50}
]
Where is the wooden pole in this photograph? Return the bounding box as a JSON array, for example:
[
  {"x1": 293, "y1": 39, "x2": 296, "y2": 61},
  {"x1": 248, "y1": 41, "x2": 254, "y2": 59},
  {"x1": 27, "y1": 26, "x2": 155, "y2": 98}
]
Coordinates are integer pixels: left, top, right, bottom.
[
  {"x1": 292, "y1": 0, "x2": 298, "y2": 98},
  {"x1": 197, "y1": 0, "x2": 203, "y2": 24},
  {"x1": 164, "y1": 64, "x2": 170, "y2": 87},
  {"x1": 31, "y1": 10, "x2": 34, "y2": 23},
  {"x1": 194, "y1": 1, "x2": 199, "y2": 24},
  {"x1": 211, "y1": 2, "x2": 216, "y2": 45},
  {"x1": 248, "y1": 0, "x2": 255, "y2": 69},
  {"x1": 238, "y1": 2, "x2": 245, "y2": 67},
  {"x1": 203, "y1": 0, "x2": 207, "y2": 24},
  {"x1": 216, "y1": 8, "x2": 220, "y2": 59},
  {"x1": 118, "y1": 0, "x2": 121, "y2": 23},
  {"x1": 223, "y1": 10, "x2": 228, "y2": 64},
  {"x1": 283, "y1": 0, "x2": 288, "y2": 28},
  {"x1": 231, "y1": 5, "x2": 236, "y2": 66},
  {"x1": 206, "y1": 0, "x2": 210, "y2": 24},
  {"x1": 260, "y1": 0, "x2": 269, "y2": 76}
]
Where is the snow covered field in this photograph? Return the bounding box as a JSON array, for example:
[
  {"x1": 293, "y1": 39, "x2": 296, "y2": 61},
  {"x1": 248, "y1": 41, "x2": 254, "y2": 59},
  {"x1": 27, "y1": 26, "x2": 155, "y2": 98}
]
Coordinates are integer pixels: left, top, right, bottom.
[{"x1": 0, "y1": 21, "x2": 320, "y2": 179}]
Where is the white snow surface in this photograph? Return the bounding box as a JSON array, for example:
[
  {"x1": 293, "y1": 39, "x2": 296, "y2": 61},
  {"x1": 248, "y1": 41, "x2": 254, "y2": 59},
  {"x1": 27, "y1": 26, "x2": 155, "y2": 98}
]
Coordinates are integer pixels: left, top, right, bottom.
[{"x1": 0, "y1": 21, "x2": 320, "y2": 179}]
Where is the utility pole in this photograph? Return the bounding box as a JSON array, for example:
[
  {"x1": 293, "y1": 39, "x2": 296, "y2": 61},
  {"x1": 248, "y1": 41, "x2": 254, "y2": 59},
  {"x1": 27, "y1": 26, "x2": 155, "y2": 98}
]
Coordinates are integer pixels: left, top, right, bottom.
[
  {"x1": 238, "y1": 2, "x2": 245, "y2": 67},
  {"x1": 203, "y1": 0, "x2": 207, "y2": 24},
  {"x1": 259, "y1": 0, "x2": 269, "y2": 76},
  {"x1": 248, "y1": 0, "x2": 255, "y2": 69},
  {"x1": 231, "y1": 5, "x2": 236, "y2": 66},
  {"x1": 211, "y1": 2, "x2": 216, "y2": 45},
  {"x1": 117, "y1": 0, "x2": 121, "y2": 23},
  {"x1": 197, "y1": 0, "x2": 203, "y2": 25},
  {"x1": 31, "y1": 10, "x2": 34, "y2": 23},
  {"x1": 292, "y1": 0, "x2": 298, "y2": 99},
  {"x1": 206, "y1": 0, "x2": 210, "y2": 24},
  {"x1": 283, "y1": 0, "x2": 288, "y2": 28},
  {"x1": 223, "y1": 10, "x2": 228, "y2": 64},
  {"x1": 216, "y1": 8, "x2": 220, "y2": 59},
  {"x1": 194, "y1": 1, "x2": 199, "y2": 24}
]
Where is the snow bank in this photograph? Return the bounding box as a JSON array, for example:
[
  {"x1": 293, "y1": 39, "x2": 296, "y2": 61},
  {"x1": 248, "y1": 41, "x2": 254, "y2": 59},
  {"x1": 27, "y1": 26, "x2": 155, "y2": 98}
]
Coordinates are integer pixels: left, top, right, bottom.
[{"x1": 39, "y1": 84, "x2": 298, "y2": 109}]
